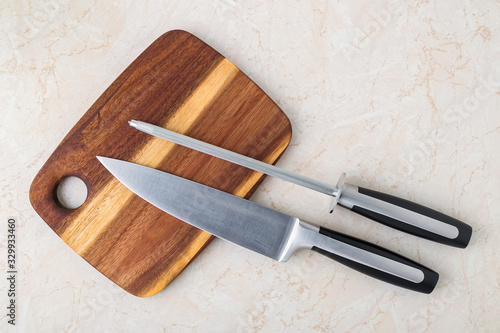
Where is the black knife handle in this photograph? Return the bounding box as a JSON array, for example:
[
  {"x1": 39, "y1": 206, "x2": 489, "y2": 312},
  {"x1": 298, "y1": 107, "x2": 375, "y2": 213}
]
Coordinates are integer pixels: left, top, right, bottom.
[
  {"x1": 337, "y1": 184, "x2": 472, "y2": 248},
  {"x1": 311, "y1": 226, "x2": 439, "y2": 293}
]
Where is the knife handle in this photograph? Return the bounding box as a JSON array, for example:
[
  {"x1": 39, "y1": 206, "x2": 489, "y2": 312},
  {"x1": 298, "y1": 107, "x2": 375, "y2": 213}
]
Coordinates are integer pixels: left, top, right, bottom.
[
  {"x1": 337, "y1": 184, "x2": 472, "y2": 248},
  {"x1": 311, "y1": 226, "x2": 439, "y2": 293}
]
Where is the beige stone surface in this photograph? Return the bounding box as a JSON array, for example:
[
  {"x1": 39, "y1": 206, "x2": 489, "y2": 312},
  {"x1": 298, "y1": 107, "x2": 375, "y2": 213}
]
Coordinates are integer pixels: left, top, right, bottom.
[{"x1": 1, "y1": 1, "x2": 499, "y2": 332}]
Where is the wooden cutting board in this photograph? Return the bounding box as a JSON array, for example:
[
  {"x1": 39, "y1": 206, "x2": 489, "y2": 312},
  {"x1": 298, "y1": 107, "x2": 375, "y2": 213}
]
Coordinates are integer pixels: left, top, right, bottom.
[{"x1": 29, "y1": 30, "x2": 292, "y2": 297}]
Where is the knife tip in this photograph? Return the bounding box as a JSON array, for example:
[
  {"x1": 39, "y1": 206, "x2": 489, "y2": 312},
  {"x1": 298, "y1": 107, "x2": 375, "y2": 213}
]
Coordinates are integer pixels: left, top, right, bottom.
[
  {"x1": 96, "y1": 156, "x2": 116, "y2": 171},
  {"x1": 96, "y1": 156, "x2": 113, "y2": 165}
]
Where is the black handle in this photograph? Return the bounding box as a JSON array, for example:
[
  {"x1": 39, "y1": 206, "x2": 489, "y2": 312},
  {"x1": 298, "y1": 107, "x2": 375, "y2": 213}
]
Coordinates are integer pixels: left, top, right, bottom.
[
  {"x1": 337, "y1": 184, "x2": 472, "y2": 248},
  {"x1": 312, "y1": 226, "x2": 439, "y2": 293}
]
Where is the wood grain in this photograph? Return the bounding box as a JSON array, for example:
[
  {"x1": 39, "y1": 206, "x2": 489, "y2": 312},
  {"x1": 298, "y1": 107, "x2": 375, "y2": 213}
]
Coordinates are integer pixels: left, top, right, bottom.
[{"x1": 29, "y1": 30, "x2": 292, "y2": 297}]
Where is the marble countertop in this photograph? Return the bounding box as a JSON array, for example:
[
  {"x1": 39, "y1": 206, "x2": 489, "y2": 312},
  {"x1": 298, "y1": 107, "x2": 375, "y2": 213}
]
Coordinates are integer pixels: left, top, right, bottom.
[{"x1": 1, "y1": 1, "x2": 499, "y2": 332}]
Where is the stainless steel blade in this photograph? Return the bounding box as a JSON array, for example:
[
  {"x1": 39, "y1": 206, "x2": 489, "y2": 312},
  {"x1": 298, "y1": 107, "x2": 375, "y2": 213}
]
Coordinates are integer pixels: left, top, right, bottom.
[
  {"x1": 97, "y1": 157, "x2": 297, "y2": 261},
  {"x1": 97, "y1": 157, "x2": 427, "y2": 284}
]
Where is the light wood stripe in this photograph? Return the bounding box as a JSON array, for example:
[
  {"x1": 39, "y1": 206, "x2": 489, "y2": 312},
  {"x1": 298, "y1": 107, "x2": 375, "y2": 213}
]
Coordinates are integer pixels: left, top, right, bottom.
[{"x1": 60, "y1": 58, "x2": 239, "y2": 254}]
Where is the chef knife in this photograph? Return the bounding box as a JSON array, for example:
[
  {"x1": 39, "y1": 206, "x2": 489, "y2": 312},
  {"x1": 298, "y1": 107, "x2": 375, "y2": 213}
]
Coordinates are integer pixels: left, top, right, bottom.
[
  {"x1": 129, "y1": 120, "x2": 472, "y2": 249},
  {"x1": 98, "y1": 157, "x2": 438, "y2": 293}
]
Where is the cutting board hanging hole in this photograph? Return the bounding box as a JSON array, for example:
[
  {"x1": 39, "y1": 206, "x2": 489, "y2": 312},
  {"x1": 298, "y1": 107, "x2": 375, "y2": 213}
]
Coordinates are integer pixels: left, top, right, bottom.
[{"x1": 55, "y1": 176, "x2": 88, "y2": 209}]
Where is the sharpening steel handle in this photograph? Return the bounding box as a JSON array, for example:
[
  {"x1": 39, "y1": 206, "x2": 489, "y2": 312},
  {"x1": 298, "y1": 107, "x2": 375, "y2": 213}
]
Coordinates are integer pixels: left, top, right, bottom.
[{"x1": 337, "y1": 184, "x2": 472, "y2": 248}]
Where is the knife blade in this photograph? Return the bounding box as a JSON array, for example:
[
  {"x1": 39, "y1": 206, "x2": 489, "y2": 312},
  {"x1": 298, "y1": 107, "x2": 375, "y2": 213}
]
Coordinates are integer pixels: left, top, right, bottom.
[
  {"x1": 98, "y1": 156, "x2": 438, "y2": 293},
  {"x1": 129, "y1": 120, "x2": 472, "y2": 248}
]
